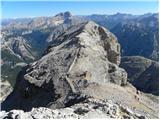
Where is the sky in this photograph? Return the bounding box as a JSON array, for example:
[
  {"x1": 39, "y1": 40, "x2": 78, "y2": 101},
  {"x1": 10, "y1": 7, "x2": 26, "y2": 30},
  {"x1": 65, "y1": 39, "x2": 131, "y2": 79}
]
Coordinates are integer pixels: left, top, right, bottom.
[{"x1": 1, "y1": 1, "x2": 158, "y2": 19}]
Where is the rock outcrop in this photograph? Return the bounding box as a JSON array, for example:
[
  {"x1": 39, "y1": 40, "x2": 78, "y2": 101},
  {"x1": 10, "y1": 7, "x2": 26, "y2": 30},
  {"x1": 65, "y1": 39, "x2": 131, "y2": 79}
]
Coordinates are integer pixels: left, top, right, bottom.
[
  {"x1": 1, "y1": 82, "x2": 159, "y2": 118},
  {"x1": 2, "y1": 21, "x2": 127, "y2": 111},
  {"x1": 0, "y1": 80, "x2": 12, "y2": 102},
  {"x1": 0, "y1": 97, "x2": 146, "y2": 119},
  {"x1": 120, "y1": 56, "x2": 159, "y2": 95}
]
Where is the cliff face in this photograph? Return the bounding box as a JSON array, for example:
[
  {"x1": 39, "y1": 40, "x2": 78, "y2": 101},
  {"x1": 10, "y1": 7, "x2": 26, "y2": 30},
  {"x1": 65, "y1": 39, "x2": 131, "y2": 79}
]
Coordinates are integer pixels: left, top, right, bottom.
[{"x1": 2, "y1": 21, "x2": 127, "y2": 111}]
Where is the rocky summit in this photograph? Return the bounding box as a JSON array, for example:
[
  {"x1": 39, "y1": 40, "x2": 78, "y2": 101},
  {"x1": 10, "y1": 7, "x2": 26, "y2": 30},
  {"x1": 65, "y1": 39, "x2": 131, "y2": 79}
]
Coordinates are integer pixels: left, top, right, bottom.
[{"x1": 2, "y1": 21, "x2": 127, "y2": 111}]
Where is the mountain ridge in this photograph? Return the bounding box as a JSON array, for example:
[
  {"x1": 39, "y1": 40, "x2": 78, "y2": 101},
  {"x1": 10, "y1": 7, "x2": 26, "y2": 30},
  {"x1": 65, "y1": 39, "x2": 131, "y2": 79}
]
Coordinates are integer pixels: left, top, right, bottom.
[
  {"x1": 1, "y1": 12, "x2": 159, "y2": 119},
  {"x1": 2, "y1": 21, "x2": 128, "y2": 111}
]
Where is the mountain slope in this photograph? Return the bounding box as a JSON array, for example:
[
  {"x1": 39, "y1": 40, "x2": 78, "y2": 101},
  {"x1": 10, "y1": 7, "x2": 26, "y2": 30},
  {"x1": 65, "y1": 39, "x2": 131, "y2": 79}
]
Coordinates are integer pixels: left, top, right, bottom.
[
  {"x1": 1, "y1": 12, "x2": 86, "y2": 86},
  {"x1": 120, "y1": 56, "x2": 159, "y2": 95},
  {"x1": 111, "y1": 14, "x2": 158, "y2": 61},
  {"x1": 1, "y1": 29, "x2": 50, "y2": 85}
]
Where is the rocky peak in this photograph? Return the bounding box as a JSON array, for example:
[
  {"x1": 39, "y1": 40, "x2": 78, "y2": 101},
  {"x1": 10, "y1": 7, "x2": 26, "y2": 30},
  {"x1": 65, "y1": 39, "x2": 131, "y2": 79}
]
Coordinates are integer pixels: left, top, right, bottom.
[
  {"x1": 54, "y1": 11, "x2": 72, "y2": 19},
  {"x1": 64, "y1": 11, "x2": 72, "y2": 18},
  {"x1": 50, "y1": 21, "x2": 121, "y2": 65},
  {"x1": 2, "y1": 21, "x2": 127, "y2": 111}
]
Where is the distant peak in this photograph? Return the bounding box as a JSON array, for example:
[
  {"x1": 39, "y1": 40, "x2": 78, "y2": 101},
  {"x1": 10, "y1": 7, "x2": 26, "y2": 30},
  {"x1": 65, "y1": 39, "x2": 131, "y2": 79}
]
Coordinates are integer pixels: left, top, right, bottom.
[
  {"x1": 114, "y1": 12, "x2": 132, "y2": 16},
  {"x1": 55, "y1": 11, "x2": 72, "y2": 18},
  {"x1": 64, "y1": 11, "x2": 72, "y2": 17}
]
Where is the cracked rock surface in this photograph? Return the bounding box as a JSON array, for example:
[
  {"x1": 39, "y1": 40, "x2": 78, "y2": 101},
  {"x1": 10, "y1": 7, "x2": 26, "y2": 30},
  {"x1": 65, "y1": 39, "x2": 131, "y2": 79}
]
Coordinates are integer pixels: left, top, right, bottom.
[{"x1": 0, "y1": 97, "x2": 147, "y2": 119}]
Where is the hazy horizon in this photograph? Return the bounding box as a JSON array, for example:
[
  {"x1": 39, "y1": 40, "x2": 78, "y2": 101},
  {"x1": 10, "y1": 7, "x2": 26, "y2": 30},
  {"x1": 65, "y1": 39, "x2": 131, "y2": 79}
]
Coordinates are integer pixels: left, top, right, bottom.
[
  {"x1": 1, "y1": 12, "x2": 158, "y2": 20},
  {"x1": 1, "y1": 1, "x2": 158, "y2": 19}
]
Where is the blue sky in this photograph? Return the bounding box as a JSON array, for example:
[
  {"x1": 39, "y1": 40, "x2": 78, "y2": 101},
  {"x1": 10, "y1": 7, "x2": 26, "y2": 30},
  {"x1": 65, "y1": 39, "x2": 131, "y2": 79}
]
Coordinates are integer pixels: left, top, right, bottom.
[{"x1": 1, "y1": 1, "x2": 158, "y2": 19}]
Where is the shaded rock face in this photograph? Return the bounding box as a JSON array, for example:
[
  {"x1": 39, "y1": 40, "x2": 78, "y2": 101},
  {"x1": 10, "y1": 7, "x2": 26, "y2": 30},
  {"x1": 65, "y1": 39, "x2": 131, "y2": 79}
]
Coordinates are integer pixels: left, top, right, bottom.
[
  {"x1": 120, "y1": 56, "x2": 159, "y2": 95},
  {"x1": 2, "y1": 21, "x2": 127, "y2": 111}
]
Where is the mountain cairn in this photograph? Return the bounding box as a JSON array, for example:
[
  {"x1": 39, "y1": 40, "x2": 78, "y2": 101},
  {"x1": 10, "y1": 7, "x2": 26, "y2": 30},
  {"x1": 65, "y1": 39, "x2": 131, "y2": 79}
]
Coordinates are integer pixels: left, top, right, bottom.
[{"x1": 2, "y1": 21, "x2": 127, "y2": 111}]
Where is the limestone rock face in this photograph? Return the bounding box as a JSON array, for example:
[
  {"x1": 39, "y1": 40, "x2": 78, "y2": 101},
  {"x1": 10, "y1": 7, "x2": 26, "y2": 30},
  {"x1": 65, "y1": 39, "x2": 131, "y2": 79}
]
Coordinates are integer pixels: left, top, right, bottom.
[{"x1": 2, "y1": 21, "x2": 127, "y2": 111}]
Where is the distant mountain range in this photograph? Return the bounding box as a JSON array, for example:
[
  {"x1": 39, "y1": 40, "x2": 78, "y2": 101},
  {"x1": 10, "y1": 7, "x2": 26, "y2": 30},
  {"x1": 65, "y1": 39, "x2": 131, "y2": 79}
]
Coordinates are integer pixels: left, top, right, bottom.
[
  {"x1": 2, "y1": 12, "x2": 158, "y2": 60},
  {"x1": 111, "y1": 13, "x2": 158, "y2": 61}
]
